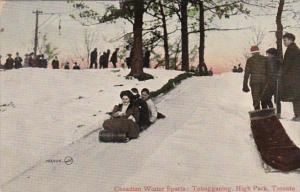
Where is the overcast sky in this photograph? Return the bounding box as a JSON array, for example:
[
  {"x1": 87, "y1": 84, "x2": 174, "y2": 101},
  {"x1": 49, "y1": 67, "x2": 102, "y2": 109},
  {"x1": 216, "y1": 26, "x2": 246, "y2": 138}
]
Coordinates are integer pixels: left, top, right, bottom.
[{"x1": 0, "y1": 0, "x2": 299, "y2": 72}]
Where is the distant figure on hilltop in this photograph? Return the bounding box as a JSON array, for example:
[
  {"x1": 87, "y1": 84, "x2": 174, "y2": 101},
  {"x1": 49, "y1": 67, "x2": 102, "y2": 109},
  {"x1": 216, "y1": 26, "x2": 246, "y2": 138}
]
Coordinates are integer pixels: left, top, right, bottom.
[
  {"x1": 110, "y1": 48, "x2": 119, "y2": 68},
  {"x1": 143, "y1": 47, "x2": 151, "y2": 68},
  {"x1": 23, "y1": 54, "x2": 29, "y2": 68},
  {"x1": 197, "y1": 63, "x2": 208, "y2": 76},
  {"x1": 39, "y1": 54, "x2": 48, "y2": 68},
  {"x1": 28, "y1": 53, "x2": 36, "y2": 67},
  {"x1": 243, "y1": 45, "x2": 268, "y2": 110},
  {"x1": 90, "y1": 48, "x2": 98, "y2": 69},
  {"x1": 99, "y1": 52, "x2": 106, "y2": 69},
  {"x1": 105, "y1": 49, "x2": 111, "y2": 68},
  {"x1": 14, "y1": 52, "x2": 23, "y2": 69},
  {"x1": 73, "y1": 62, "x2": 80, "y2": 70},
  {"x1": 232, "y1": 66, "x2": 238, "y2": 73},
  {"x1": 126, "y1": 48, "x2": 134, "y2": 69},
  {"x1": 237, "y1": 64, "x2": 244, "y2": 73},
  {"x1": 64, "y1": 62, "x2": 70, "y2": 70},
  {"x1": 4, "y1": 54, "x2": 14, "y2": 70},
  {"x1": 52, "y1": 56, "x2": 59, "y2": 69}
]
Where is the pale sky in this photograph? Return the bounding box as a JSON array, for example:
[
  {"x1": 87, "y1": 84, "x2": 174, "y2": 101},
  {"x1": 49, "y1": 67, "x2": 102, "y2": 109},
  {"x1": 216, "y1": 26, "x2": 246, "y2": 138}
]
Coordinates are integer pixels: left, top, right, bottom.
[{"x1": 0, "y1": 0, "x2": 299, "y2": 72}]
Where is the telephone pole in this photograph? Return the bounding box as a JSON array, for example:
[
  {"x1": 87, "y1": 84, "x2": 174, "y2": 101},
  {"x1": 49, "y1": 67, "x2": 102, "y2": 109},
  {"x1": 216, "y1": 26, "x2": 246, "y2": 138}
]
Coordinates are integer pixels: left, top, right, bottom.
[{"x1": 33, "y1": 9, "x2": 43, "y2": 56}]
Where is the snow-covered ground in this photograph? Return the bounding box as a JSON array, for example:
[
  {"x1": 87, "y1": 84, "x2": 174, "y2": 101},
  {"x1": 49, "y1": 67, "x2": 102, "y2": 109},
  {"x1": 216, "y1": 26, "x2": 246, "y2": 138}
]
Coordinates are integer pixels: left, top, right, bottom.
[
  {"x1": 0, "y1": 68, "x2": 183, "y2": 185},
  {"x1": 1, "y1": 70, "x2": 299, "y2": 192}
]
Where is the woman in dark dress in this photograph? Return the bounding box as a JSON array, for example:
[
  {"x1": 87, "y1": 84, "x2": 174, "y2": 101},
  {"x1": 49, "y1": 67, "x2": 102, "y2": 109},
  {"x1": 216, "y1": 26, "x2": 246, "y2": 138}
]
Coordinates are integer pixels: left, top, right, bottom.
[{"x1": 103, "y1": 90, "x2": 140, "y2": 139}]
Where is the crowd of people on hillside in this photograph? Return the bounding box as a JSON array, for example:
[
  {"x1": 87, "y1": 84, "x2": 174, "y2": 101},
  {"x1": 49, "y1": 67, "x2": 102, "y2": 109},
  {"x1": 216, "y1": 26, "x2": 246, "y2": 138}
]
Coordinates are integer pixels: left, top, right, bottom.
[
  {"x1": 0, "y1": 46, "x2": 152, "y2": 71},
  {"x1": 100, "y1": 88, "x2": 165, "y2": 142},
  {"x1": 0, "y1": 52, "x2": 80, "y2": 70},
  {"x1": 242, "y1": 33, "x2": 300, "y2": 122},
  {"x1": 89, "y1": 46, "x2": 151, "y2": 69}
]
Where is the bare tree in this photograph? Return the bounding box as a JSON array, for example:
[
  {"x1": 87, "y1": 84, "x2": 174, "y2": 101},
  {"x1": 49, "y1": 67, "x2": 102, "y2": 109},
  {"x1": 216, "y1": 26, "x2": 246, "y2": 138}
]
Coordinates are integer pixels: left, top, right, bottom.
[
  {"x1": 84, "y1": 29, "x2": 100, "y2": 65},
  {"x1": 249, "y1": 27, "x2": 266, "y2": 47}
]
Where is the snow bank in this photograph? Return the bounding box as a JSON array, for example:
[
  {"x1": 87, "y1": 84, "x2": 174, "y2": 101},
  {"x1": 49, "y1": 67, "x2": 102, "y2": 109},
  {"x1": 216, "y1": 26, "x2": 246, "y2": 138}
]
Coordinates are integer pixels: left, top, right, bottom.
[
  {"x1": 121, "y1": 73, "x2": 300, "y2": 189},
  {"x1": 0, "y1": 68, "x2": 183, "y2": 184},
  {"x1": 1, "y1": 71, "x2": 299, "y2": 191}
]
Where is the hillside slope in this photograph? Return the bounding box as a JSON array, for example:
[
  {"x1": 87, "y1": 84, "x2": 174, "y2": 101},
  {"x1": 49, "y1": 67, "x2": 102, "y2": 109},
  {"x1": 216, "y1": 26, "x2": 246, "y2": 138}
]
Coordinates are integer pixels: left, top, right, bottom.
[{"x1": 1, "y1": 71, "x2": 299, "y2": 192}]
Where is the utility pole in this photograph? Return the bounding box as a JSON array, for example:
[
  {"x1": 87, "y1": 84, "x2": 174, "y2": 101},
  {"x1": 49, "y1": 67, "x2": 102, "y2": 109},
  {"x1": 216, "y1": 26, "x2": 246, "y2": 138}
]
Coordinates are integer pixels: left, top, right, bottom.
[{"x1": 33, "y1": 9, "x2": 43, "y2": 56}]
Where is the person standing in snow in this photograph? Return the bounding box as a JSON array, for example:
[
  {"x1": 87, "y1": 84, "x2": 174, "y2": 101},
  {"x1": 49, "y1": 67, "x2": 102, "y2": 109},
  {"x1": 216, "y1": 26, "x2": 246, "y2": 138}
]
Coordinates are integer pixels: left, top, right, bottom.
[
  {"x1": 23, "y1": 54, "x2": 30, "y2": 68},
  {"x1": 90, "y1": 48, "x2": 98, "y2": 69},
  {"x1": 99, "y1": 52, "x2": 106, "y2": 69},
  {"x1": 110, "y1": 48, "x2": 119, "y2": 68},
  {"x1": 262, "y1": 48, "x2": 281, "y2": 116},
  {"x1": 105, "y1": 49, "x2": 111, "y2": 68},
  {"x1": 281, "y1": 33, "x2": 300, "y2": 121},
  {"x1": 52, "y1": 56, "x2": 59, "y2": 69},
  {"x1": 14, "y1": 52, "x2": 23, "y2": 69},
  {"x1": 39, "y1": 54, "x2": 48, "y2": 68},
  {"x1": 243, "y1": 45, "x2": 268, "y2": 110},
  {"x1": 4, "y1": 54, "x2": 14, "y2": 70},
  {"x1": 28, "y1": 53, "x2": 36, "y2": 67},
  {"x1": 141, "y1": 88, "x2": 158, "y2": 124},
  {"x1": 143, "y1": 47, "x2": 151, "y2": 68}
]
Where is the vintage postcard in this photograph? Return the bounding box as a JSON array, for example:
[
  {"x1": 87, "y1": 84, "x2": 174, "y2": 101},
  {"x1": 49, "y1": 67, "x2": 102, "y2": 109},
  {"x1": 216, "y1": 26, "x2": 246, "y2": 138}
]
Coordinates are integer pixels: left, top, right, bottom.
[{"x1": 0, "y1": 0, "x2": 299, "y2": 192}]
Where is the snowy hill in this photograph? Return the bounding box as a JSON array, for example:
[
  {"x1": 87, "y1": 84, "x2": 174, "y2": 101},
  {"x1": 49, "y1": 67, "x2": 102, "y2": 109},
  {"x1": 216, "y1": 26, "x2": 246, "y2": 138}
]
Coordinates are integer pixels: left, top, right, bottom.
[
  {"x1": 1, "y1": 69, "x2": 299, "y2": 191},
  {"x1": 0, "y1": 68, "x2": 183, "y2": 185}
]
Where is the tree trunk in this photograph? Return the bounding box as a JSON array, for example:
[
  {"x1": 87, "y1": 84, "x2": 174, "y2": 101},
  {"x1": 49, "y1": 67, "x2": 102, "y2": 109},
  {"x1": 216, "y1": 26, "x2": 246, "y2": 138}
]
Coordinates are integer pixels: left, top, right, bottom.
[
  {"x1": 199, "y1": 0, "x2": 205, "y2": 67},
  {"x1": 180, "y1": 0, "x2": 189, "y2": 71},
  {"x1": 158, "y1": 0, "x2": 170, "y2": 70},
  {"x1": 129, "y1": 0, "x2": 144, "y2": 76},
  {"x1": 276, "y1": 0, "x2": 284, "y2": 60}
]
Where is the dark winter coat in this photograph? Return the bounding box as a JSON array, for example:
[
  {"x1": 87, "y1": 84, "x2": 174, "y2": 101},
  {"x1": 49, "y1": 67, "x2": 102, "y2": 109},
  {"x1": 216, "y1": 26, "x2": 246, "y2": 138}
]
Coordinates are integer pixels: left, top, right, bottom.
[
  {"x1": 73, "y1": 65, "x2": 80, "y2": 70},
  {"x1": 110, "y1": 51, "x2": 118, "y2": 64},
  {"x1": 4, "y1": 58, "x2": 14, "y2": 69},
  {"x1": 52, "y1": 59, "x2": 59, "y2": 69},
  {"x1": 102, "y1": 103, "x2": 140, "y2": 139},
  {"x1": 90, "y1": 50, "x2": 97, "y2": 62},
  {"x1": 14, "y1": 56, "x2": 23, "y2": 69},
  {"x1": 281, "y1": 43, "x2": 300, "y2": 102},
  {"x1": 133, "y1": 98, "x2": 150, "y2": 127},
  {"x1": 40, "y1": 58, "x2": 48, "y2": 68},
  {"x1": 64, "y1": 64, "x2": 70, "y2": 69},
  {"x1": 266, "y1": 56, "x2": 281, "y2": 83},
  {"x1": 99, "y1": 54, "x2": 106, "y2": 68},
  {"x1": 243, "y1": 54, "x2": 268, "y2": 86},
  {"x1": 143, "y1": 50, "x2": 150, "y2": 68},
  {"x1": 105, "y1": 51, "x2": 111, "y2": 67},
  {"x1": 29, "y1": 57, "x2": 36, "y2": 67}
]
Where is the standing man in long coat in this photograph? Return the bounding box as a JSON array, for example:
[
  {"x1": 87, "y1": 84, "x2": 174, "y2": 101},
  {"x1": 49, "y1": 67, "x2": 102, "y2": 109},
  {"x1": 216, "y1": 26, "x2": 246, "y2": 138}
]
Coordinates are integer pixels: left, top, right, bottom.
[
  {"x1": 104, "y1": 49, "x2": 110, "y2": 68},
  {"x1": 90, "y1": 48, "x2": 98, "y2": 69},
  {"x1": 52, "y1": 56, "x2": 59, "y2": 69},
  {"x1": 281, "y1": 33, "x2": 300, "y2": 121},
  {"x1": 110, "y1": 48, "x2": 119, "y2": 68},
  {"x1": 143, "y1": 47, "x2": 151, "y2": 68},
  {"x1": 14, "y1": 52, "x2": 23, "y2": 69}
]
